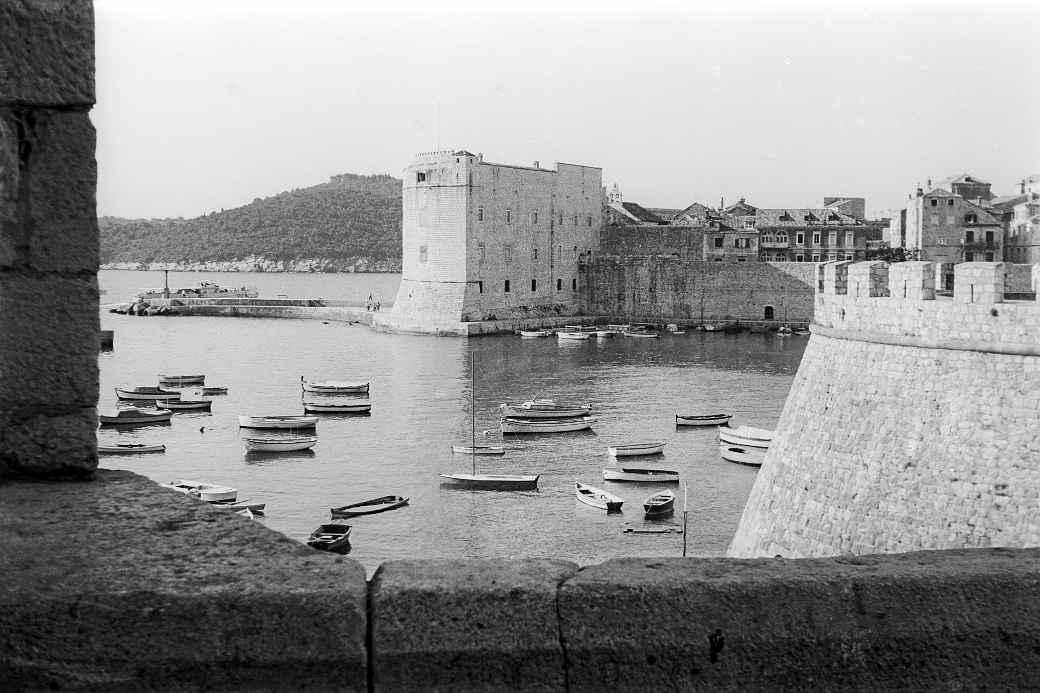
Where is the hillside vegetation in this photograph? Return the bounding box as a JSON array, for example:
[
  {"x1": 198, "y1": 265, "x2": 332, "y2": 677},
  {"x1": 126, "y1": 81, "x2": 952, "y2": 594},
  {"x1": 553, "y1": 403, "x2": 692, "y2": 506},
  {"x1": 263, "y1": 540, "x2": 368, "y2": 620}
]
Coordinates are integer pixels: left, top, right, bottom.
[{"x1": 99, "y1": 173, "x2": 403, "y2": 272}]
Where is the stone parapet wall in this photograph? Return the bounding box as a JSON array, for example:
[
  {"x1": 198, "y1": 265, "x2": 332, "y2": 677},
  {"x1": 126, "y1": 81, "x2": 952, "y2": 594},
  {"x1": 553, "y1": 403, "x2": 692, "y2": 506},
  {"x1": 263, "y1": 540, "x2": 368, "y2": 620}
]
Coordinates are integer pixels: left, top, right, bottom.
[{"x1": 6, "y1": 471, "x2": 1040, "y2": 692}]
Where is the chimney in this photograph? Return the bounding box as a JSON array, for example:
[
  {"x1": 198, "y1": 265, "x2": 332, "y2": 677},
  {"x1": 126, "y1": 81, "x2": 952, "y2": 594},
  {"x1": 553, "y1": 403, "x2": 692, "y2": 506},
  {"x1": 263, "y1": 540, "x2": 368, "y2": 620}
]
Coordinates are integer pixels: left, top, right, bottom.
[
  {"x1": 1022, "y1": 179, "x2": 1027, "y2": 194},
  {"x1": 533, "y1": 161, "x2": 540, "y2": 169},
  {"x1": 477, "y1": 152, "x2": 483, "y2": 162},
  {"x1": 927, "y1": 178, "x2": 932, "y2": 189}
]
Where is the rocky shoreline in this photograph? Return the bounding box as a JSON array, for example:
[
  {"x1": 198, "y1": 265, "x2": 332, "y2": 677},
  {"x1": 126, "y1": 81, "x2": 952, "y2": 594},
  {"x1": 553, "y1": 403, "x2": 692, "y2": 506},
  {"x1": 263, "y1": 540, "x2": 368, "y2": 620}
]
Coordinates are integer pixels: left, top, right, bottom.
[{"x1": 100, "y1": 255, "x2": 401, "y2": 273}]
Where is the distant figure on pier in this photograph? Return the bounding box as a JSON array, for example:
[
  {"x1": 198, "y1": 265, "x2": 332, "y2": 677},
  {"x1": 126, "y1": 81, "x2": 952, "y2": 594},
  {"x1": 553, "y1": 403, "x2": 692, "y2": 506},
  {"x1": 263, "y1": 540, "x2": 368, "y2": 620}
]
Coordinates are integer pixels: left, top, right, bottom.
[
  {"x1": 366, "y1": 293, "x2": 374, "y2": 311},
  {"x1": 375, "y1": 300, "x2": 381, "y2": 311}
]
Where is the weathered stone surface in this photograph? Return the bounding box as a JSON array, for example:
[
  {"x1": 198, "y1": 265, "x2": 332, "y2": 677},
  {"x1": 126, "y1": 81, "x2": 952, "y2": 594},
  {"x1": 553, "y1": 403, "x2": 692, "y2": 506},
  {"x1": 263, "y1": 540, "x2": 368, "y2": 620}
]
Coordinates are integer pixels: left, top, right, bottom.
[
  {"x1": 370, "y1": 558, "x2": 577, "y2": 692},
  {"x1": 0, "y1": 108, "x2": 98, "y2": 272},
  {"x1": 560, "y1": 552, "x2": 1040, "y2": 692},
  {"x1": 0, "y1": 407, "x2": 96, "y2": 479},
  {"x1": 0, "y1": 469, "x2": 367, "y2": 691},
  {"x1": 0, "y1": 0, "x2": 95, "y2": 107}
]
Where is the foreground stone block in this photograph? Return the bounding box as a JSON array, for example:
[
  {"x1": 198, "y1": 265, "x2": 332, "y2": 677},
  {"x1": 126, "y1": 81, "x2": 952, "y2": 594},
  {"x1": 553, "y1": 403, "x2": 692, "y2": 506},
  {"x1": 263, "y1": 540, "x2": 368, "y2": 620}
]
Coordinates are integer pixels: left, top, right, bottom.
[
  {"x1": 370, "y1": 558, "x2": 577, "y2": 692},
  {"x1": 0, "y1": 0, "x2": 95, "y2": 107},
  {"x1": 559, "y1": 553, "x2": 1040, "y2": 692},
  {"x1": 0, "y1": 407, "x2": 96, "y2": 479},
  {"x1": 0, "y1": 470, "x2": 367, "y2": 691}
]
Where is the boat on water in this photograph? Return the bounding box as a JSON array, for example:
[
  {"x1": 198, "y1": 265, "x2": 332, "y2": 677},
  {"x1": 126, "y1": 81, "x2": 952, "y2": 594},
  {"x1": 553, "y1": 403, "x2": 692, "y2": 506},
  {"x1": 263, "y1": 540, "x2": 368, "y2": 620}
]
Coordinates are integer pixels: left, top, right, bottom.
[
  {"x1": 97, "y1": 442, "x2": 166, "y2": 454},
  {"x1": 330, "y1": 495, "x2": 409, "y2": 517},
  {"x1": 557, "y1": 330, "x2": 590, "y2": 341},
  {"x1": 518, "y1": 329, "x2": 552, "y2": 338},
  {"x1": 575, "y1": 481, "x2": 623, "y2": 512},
  {"x1": 303, "y1": 401, "x2": 372, "y2": 414},
  {"x1": 301, "y1": 377, "x2": 369, "y2": 394},
  {"x1": 776, "y1": 325, "x2": 793, "y2": 337},
  {"x1": 157, "y1": 374, "x2": 205, "y2": 385},
  {"x1": 703, "y1": 323, "x2": 723, "y2": 332},
  {"x1": 608, "y1": 441, "x2": 667, "y2": 457},
  {"x1": 719, "y1": 425, "x2": 775, "y2": 449},
  {"x1": 243, "y1": 436, "x2": 318, "y2": 452},
  {"x1": 793, "y1": 328, "x2": 811, "y2": 336},
  {"x1": 158, "y1": 399, "x2": 212, "y2": 411},
  {"x1": 306, "y1": 524, "x2": 352, "y2": 552},
  {"x1": 99, "y1": 408, "x2": 173, "y2": 425},
  {"x1": 238, "y1": 415, "x2": 318, "y2": 429},
  {"x1": 676, "y1": 413, "x2": 732, "y2": 427},
  {"x1": 138, "y1": 281, "x2": 258, "y2": 300},
  {"x1": 165, "y1": 479, "x2": 237, "y2": 502},
  {"x1": 643, "y1": 489, "x2": 676, "y2": 518},
  {"x1": 114, "y1": 386, "x2": 181, "y2": 401},
  {"x1": 451, "y1": 444, "x2": 505, "y2": 455},
  {"x1": 602, "y1": 468, "x2": 679, "y2": 483},
  {"x1": 211, "y1": 500, "x2": 266, "y2": 514},
  {"x1": 501, "y1": 415, "x2": 595, "y2": 434},
  {"x1": 720, "y1": 445, "x2": 766, "y2": 466},
  {"x1": 201, "y1": 386, "x2": 228, "y2": 395},
  {"x1": 592, "y1": 327, "x2": 619, "y2": 338},
  {"x1": 500, "y1": 399, "x2": 592, "y2": 419}
]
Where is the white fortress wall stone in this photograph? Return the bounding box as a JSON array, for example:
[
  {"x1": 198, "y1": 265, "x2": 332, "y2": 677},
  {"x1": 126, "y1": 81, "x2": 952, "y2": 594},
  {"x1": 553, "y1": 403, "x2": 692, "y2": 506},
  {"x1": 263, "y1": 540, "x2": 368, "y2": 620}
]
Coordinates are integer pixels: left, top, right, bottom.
[
  {"x1": 729, "y1": 261, "x2": 1040, "y2": 558},
  {"x1": 383, "y1": 150, "x2": 601, "y2": 334}
]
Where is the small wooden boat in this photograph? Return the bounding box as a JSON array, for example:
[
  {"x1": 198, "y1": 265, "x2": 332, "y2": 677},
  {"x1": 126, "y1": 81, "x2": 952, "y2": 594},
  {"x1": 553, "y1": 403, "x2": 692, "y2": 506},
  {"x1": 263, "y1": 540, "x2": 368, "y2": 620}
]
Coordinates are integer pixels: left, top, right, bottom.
[
  {"x1": 306, "y1": 524, "x2": 352, "y2": 552},
  {"x1": 702, "y1": 323, "x2": 723, "y2": 332},
  {"x1": 592, "y1": 328, "x2": 619, "y2": 338},
  {"x1": 201, "y1": 386, "x2": 228, "y2": 395},
  {"x1": 303, "y1": 401, "x2": 372, "y2": 413},
  {"x1": 99, "y1": 408, "x2": 173, "y2": 425},
  {"x1": 575, "y1": 481, "x2": 623, "y2": 512},
  {"x1": 608, "y1": 441, "x2": 667, "y2": 457},
  {"x1": 776, "y1": 325, "x2": 793, "y2": 337},
  {"x1": 439, "y1": 472, "x2": 539, "y2": 490},
  {"x1": 518, "y1": 329, "x2": 552, "y2": 338},
  {"x1": 451, "y1": 445, "x2": 505, "y2": 455},
  {"x1": 643, "y1": 489, "x2": 676, "y2": 518},
  {"x1": 243, "y1": 436, "x2": 318, "y2": 452},
  {"x1": 237, "y1": 507, "x2": 255, "y2": 520},
  {"x1": 624, "y1": 329, "x2": 659, "y2": 339},
  {"x1": 720, "y1": 445, "x2": 766, "y2": 466},
  {"x1": 238, "y1": 415, "x2": 318, "y2": 429},
  {"x1": 501, "y1": 415, "x2": 595, "y2": 434},
  {"x1": 793, "y1": 328, "x2": 810, "y2": 336},
  {"x1": 719, "y1": 425, "x2": 775, "y2": 449},
  {"x1": 114, "y1": 386, "x2": 181, "y2": 401},
  {"x1": 676, "y1": 413, "x2": 732, "y2": 427},
  {"x1": 212, "y1": 500, "x2": 266, "y2": 514},
  {"x1": 557, "y1": 330, "x2": 590, "y2": 341},
  {"x1": 158, "y1": 399, "x2": 212, "y2": 411},
  {"x1": 500, "y1": 399, "x2": 592, "y2": 419},
  {"x1": 602, "y1": 468, "x2": 679, "y2": 483},
  {"x1": 158, "y1": 374, "x2": 205, "y2": 385},
  {"x1": 97, "y1": 442, "x2": 166, "y2": 454},
  {"x1": 330, "y1": 495, "x2": 409, "y2": 517},
  {"x1": 301, "y1": 377, "x2": 369, "y2": 394},
  {"x1": 165, "y1": 479, "x2": 238, "y2": 502}
]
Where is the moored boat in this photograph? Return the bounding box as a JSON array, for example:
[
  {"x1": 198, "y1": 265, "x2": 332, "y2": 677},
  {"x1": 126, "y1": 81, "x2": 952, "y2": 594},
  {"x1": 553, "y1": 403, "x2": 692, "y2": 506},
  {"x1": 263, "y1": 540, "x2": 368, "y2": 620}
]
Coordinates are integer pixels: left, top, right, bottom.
[
  {"x1": 500, "y1": 399, "x2": 593, "y2": 419},
  {"x1": 238, "y1": 415, "x2": 318, "y2": 429},
  {"x1": 501, "y1": 415, "x2": 595, "y2": 434},
  {"x1": 451, "y1": 444, "x2": 506, "y2": 455},
  {"x1": 602, "y1": 468, "x2": 679, "y2": 483},
  {"x1": 97, "y1": 442, "x2": 166, "y2": 454},
  {"x1": 303, "y1": 401, "x2": 372, "y2": 413},
  {"x1": 592, "y1": 328, "x2": 619, "y2": 338},
  {"x1": 158, "y1": 374, "x2": 205, "y2": 385},
  {"x1": 243, "y1": 436, "x2": 318, "y2": 452},
  {"x1": 158, "y1": 399, "x2": 212, "y2": 411},
  {"x1": 518, "y1": 329, "x2": 552, "y2": 338},
  {"x1": 138, "y1": 282, "x2": 258, "y2": 300},
  {"x1": 719, "y1": 425, "x2": 775, "y2": 449},
  {"x1": 165, "y1": 479, "x2": 238, "y2": 502},
  {"x1": 114, "y1": 386, "x2": 182, "y2": 401},
  {"x1": 301, "y1": 377, "x2": 369, "y2": 394},
  {"x1": 720, "y1": 444, "x2": 766, "y2": 466},
  {"x1": 575, "y1": 481, "x2": 623, "y2": 512},
  {"x1": 557, "y1": 330, "x2": 590, "y2": 341},
  {"x1": 212, "y1": 500, "x2": 266, "y2": 514},
  {"x1": 330, "y1": 495, "x2": 409, "y2": 517},
  {"x1": 643, "y1": 489, "x2": 676, "y2": 518},
  {"x1": 439, "y1": 472, "x2": 539, "y2": 490},
  {"x1": 201, "y1": 386, "x2": 229, "y2": 395},
  {"x1": 99, "y1": 408, "x2": 173, "y2": 425},
  {"x1": 306, "y1": 523, "x2": 352, "y2": 552},
  {"x1": 608, "y1": 441, "x2": 667, "y2": 457},
  {"x1": 676, "y1": 413, "x2": 732, "y2": 427}
]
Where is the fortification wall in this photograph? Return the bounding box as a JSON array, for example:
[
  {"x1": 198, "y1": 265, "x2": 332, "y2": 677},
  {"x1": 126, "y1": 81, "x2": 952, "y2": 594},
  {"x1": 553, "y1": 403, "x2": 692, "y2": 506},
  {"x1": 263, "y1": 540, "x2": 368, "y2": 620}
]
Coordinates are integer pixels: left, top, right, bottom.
[
  {"x1": 730, "y1": 261, "x2": 1040, "y2": 557},
  {"x1": 585, "y1": 258, "x2": 817, "y2": 324}
]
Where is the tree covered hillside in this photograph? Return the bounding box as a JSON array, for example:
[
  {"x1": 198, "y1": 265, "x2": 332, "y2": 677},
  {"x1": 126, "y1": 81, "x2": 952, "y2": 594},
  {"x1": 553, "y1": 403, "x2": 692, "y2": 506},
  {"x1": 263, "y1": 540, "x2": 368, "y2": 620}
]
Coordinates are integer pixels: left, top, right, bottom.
[{"x1": 99, "y1": 173, "x2": 403, "y2": 271}]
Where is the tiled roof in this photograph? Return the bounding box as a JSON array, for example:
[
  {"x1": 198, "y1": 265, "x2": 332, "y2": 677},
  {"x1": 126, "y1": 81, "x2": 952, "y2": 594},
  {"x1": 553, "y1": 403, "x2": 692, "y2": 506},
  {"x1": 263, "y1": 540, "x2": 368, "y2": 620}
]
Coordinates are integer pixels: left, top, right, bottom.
[
  {"x1": 935, "y1": 173, "x2": 990, "y2": 189},
  {"x1": 621, "y1": 202, "x2": 665, "y2": 224},
  {"x1": 755, "y1": 208, "x2": 861, "y2": 226}
]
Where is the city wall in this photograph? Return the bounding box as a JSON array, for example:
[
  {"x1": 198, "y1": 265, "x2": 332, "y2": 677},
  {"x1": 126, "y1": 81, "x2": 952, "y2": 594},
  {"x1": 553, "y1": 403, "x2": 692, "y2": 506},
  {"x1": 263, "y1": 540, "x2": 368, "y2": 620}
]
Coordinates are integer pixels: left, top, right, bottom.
[
  {"x1": 7, "y1": 4, "x2": 1040, "y2": 690},
  {"x1": 730, "y1": 261, "x2": 1040, "y2": 557}
]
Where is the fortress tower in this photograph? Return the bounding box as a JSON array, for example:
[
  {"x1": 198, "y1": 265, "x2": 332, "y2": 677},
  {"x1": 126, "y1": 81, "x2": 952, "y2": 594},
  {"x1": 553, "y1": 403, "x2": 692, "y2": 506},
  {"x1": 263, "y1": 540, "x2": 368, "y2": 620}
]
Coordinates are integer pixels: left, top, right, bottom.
[{"x1": 381, "y1": 150, "x2": 602, "y2": 334}]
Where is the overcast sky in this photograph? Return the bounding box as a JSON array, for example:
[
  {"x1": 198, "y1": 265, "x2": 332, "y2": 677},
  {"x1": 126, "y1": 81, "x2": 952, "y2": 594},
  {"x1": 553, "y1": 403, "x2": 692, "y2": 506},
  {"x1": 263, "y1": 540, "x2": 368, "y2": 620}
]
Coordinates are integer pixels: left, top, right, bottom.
[{"x1": 94, "y1": 0, "x2": 1039, "y2": 219}]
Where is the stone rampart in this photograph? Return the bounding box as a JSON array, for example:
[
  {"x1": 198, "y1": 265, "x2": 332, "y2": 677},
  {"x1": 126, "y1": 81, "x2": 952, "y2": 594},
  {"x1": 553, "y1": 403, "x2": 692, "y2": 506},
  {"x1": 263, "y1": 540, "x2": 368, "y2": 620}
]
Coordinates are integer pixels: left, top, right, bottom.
[{"x1": 730, "y1": 261, "x2": 1040, "y2": 557}]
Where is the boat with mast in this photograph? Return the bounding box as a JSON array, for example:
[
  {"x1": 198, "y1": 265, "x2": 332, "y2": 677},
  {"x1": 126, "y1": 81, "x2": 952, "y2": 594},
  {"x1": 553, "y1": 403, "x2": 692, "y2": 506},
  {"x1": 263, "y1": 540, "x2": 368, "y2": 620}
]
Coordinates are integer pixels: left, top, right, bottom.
[{"x1": 441, "y1": 357, "x2": 537, "y2": 490}]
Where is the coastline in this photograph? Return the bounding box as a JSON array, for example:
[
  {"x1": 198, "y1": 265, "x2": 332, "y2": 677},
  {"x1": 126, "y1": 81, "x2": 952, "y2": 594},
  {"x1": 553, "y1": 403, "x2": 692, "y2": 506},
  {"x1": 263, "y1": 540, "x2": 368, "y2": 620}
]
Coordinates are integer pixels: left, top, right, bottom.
[{"x1": 100, "y1": 259, "x2": 402, "y2": 273}]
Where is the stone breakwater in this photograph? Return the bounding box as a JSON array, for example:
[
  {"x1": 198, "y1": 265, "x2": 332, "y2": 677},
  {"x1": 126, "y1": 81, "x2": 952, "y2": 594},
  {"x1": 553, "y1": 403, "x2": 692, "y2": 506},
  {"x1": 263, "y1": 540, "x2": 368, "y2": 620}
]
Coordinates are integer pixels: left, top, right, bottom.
[
  {"x1": 730, "y1": 261, "x2": 1040, "y2": 558},
  {"x1": 4, "y1": 470, "x2": 1040, "y2": 692},
  {"x1": 100, "y1": 255, "x2": 401, "y2": 273}
]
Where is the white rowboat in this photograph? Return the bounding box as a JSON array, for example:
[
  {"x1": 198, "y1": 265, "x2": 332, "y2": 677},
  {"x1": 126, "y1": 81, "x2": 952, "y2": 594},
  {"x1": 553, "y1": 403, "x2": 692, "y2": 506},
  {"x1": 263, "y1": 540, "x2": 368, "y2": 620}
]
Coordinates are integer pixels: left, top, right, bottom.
[
  {"x1": 98, "y1": 442, "x2": 166, "y2": 454},
  {"x1": 500, "y1": 399, "x2": 592, "y2": 419},
  {"x1": 557, "y1": 331, "x2": 590, "y2": 341},
  {"x1": 114, "y1": 386, "x2": 181, "y2": 401},
  {"x1": 301, "y1": 377, "x2": 369, "y2": 394},
  {"x1": 676, "y1": 413, "x2": 732, "y2": 426},
  {"x1": 165, "y1": 479, "x2": 238, "y2": 502},
  {"x1": 602, "y1": 468, "x2": 679, "y2": 483},
  {"x1": 643, "y1": 489, "x2": 676, "y2": 518},
  {"x1": 439, "y1": 473, "x2": 539, "y2": 489},
  {"x1": 99, "y1": 408, "x2": 173, "y2": 425},
  {"x1": 158, "y1": 399, "x2": 212, "y2": 411},
  {"x1": 728, "y1": 425, "x2": 775, "y2": 441},
  {"x1": 501, "y1": 415, "x2": 595, "y2": 434},
  {"x1": 158, "y1": 374, "x2": 205, "y2": 385},
  {"x1": 451, "y1": 445, "x2": 506, "y2": 455},
  {"x1": 719, "y1": 426, "x2": 775, "y2": 449},
  {"x1": 518, "y1": 329, "x2": 552, "y2": 338},
  {"x1": 238, "y1": 415, "x2": 318, "y2": 429},
  {"x1": 720, "y1": 445, "x2": 766, "y2": 466},
  {"x1": 575, "y1": 482, "x2": 623, "y2": 512},
  {"x1": 608, "y1": 441, "x2": 667, "y2": 457},
  {"x1": 243, "y1": 436, "x2": 318, "y2": 452},
  {"x1": 303, "y1": 402, "x2": 372, "y2": 413}
]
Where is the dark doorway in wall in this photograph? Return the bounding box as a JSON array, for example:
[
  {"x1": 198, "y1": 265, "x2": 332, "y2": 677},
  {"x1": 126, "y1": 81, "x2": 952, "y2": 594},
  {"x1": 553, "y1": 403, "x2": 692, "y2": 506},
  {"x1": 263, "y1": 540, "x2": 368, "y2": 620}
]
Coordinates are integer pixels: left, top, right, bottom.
[{"x1": 764, "y1": 306, "x2": 775, "y2": 320}]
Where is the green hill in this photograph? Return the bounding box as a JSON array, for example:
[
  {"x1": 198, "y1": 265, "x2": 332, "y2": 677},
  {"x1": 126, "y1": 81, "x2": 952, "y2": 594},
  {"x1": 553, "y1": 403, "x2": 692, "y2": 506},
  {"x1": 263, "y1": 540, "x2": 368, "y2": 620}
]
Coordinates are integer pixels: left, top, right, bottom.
[{"x1": 99, "y1": 173, "x2": 403, "y2": 272}]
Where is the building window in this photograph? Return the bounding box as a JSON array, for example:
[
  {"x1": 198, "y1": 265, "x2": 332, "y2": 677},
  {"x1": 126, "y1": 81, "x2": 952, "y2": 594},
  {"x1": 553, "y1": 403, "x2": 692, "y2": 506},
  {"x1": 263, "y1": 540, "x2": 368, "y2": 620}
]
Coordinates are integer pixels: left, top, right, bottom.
[
  {"x1": 965, "y1": 230, "x2": 974, "y2": 243},
  {"x1": 828, "y1": 232, "x2": 836, "y2": 246},
  {"x1": 812, "y1": 254, "x2": 821, "y2": 262},
  {"x1": 573, "y1": 245, "x2": 578, "y2": 257},
  {"x1": 930, "y1": 199, "x2": 938, "y2": 207},
  {"x1": 844, "y1": 254, "x2": 853, "y2": 261},
  {"x1": 985, "y1": 252, "x2": 994, "y2": 261},
  {"x1": 743, "y1": 219, "x2": 756, "y2": 229},
  {"x1": 812, "y1": 232, "x2": 821, "y2": 245},
  {"x1": 477, "y1": 207, "x2": 484, "y2": 222},
  {"x1": 845, "y1": 231, "x2": 853, "y2": 246},
  {"x1": 796, "y1": 233, "x2": 804, "y2": 246},
  {"x1": 417, "y1": 171, "x2": 426, "y2": 183},
  {"x1": 556, "y1": 278, "x2": 562, "y2": 291},
  {"x1": 506, "y1": 209, "x2": 512, "y2": 224},
  {"x1": 558, "y1": 245, "x2": 562, "y2": 261},
  {"x1": 714, "y1": 237, "x2": 724, "y2": 248},
  {"x1": 532, "y1": 248, "x2": 538, "y2": 260},
  {"x1": 828, "y1": 253, "x2": 837, "y2": 261},
  {"x1": 531, "y1": 279, "x2": 537, "y2": 292},
  {"x1": 777, "y1": 232, "x2": 788, "y2": 243},
  {"x1": 586, "y1": 215, "x2": 593, "y2": 227},
  {"x1": 532, "y1": 211, "x2": 539, "y2": 225},
  {"x1": 558, "y1": 212, "x2": 564, "y2": 225},
  {"x1": 572, "y1": 278, "x2": 577, "y2": 291},
  {"x1": 937, "y1": 238, "x2": 947, "y2": 246},
  {"x1": 737, "y1": 256, "x2": 747, "y2": 262},
  {"x1": 795, "y1": 254, "x2": 804, "y2": 262},
  {"x1": 735, "y1": 238, "x2": 752, "y2": 249},
  {"x1": 478, "y1": 241, "x2": 485, "y2": 262},
  {"x1": 419, "y1": 245, "x2": 428, "y2": 263},
  {"x1": 965, "y1": 213, "x2": 977, "y2": 224},
  {"x1": 504, "y1": 245, "x2": 512, "y2": 262},
  {"x1": 985, "y1": 230, "x2": 994, "y2": 243},
  {"x1": 478, "y1": 281, "x2": 483, "y2": 294},
  {"x1": 947, "y1": 199, "x2": 954, "y2": 206},
  {"x1": 504, "y1": 279, "x2": 511, "y2": 292},
  {"x1": 573, "y1": 215, "x2": 579, "y2": 226},
  {"x1": 965, "y1": 252, "x2": 975, "y2": 262},
  {"x1": 713, "y1": 257, "x2": 723, "y2": 262}
]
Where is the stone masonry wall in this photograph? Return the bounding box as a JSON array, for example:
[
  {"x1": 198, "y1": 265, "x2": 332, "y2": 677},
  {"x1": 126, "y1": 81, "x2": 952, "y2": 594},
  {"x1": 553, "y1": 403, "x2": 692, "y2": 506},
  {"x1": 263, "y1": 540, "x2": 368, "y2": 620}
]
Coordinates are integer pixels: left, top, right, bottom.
[
  {"x1": 0, "y1": 0, "x2": 99, "y2": 478},
  {"x1": 585, "y1": 258, "x2": 817, "y2": 324},
  {"x1": 730, "y1": 261, "x2": 1040, "y2": 557}
]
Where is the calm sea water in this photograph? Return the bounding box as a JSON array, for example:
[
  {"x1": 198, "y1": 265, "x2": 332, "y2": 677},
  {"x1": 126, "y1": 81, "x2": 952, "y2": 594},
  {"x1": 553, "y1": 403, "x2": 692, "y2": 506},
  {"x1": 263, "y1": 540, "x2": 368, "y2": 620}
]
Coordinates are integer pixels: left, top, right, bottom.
[{"x1": 98, "y1": 270, "x2": 807, "y2": 575}]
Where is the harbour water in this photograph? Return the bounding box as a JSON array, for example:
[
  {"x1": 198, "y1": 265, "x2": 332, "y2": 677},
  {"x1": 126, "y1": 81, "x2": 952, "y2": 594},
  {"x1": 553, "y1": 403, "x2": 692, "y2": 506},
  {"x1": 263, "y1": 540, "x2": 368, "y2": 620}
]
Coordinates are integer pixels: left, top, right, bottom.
[{"x1": 99, "y1": 270, "x2": 807, "y2": 575}]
